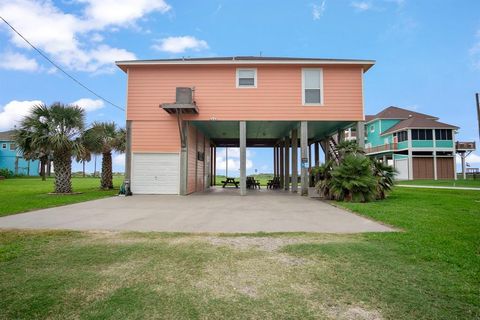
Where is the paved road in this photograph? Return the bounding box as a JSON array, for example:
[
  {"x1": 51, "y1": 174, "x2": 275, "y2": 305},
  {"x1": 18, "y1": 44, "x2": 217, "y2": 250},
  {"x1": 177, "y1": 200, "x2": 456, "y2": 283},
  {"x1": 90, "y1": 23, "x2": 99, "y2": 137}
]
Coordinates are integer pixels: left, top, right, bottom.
[{"x1": 0, "y1": 191, "x2": 393, "y2": 233}]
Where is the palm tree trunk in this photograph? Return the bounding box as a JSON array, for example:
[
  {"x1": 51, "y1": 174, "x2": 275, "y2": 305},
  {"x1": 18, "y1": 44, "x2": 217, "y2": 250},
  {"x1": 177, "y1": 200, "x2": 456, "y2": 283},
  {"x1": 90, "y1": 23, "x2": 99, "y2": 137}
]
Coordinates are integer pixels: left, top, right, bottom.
[
  {"x1": 40, "y1": 157, "x2": 46, "y2": 181},
  {"x1": 82, "y1": 160, "x2": 85, "y2": 178},
  {"x1": 47, "y1": 159, "x2": 51, "y2": 177},
  {"x1": 53, "y1": 150, "x2": 73, "y2": 193},
  {"x1": 101, "y1": 151, "x2": 113, "y2": 189}
]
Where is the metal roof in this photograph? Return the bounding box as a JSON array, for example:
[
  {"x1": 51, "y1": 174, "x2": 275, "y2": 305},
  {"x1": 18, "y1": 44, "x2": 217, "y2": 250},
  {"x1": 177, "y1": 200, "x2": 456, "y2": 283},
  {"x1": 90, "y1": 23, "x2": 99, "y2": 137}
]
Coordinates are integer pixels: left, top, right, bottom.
[
  {"x1": 116, "y1": 56, "x2": 375, "y2": 72},
  {"x1": 0, "y1": 130, "x2": 15, "y2": 141}
]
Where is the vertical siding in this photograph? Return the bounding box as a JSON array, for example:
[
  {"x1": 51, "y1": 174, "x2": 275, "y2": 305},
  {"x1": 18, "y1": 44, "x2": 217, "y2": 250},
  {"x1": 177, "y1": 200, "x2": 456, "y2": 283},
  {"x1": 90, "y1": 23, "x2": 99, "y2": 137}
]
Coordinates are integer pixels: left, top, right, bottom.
[
  {"x1": 437, "y1": 157, "x2": 454, "y2": 179},
  {"x1": 196, "y1": 131, "x2": 205, "y2": 191},
  {"x1": 187, "y1": 124, "x2": 196, "y2": 194},
  {"x1": 413, "y1": 157, "x2": 434, "y2": 179}
]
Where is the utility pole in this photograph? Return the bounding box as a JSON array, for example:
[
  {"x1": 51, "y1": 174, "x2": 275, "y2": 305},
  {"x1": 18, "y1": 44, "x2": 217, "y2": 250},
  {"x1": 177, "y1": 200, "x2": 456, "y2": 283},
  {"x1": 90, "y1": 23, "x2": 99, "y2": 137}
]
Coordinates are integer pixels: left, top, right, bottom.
[{"x1": 476, "y1": 93, "x2": 480, "y2": 141}]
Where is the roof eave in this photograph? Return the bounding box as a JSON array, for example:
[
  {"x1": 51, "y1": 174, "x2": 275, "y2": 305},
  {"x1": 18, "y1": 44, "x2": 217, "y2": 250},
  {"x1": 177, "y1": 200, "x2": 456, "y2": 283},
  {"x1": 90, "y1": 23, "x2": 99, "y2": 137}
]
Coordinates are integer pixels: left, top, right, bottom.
[
  {"x1": 115, "y1": 59, "x2": 376, "y2": 73},
  {"x1": 380, "y1": 126, "x2": 459, "y2": 136}
]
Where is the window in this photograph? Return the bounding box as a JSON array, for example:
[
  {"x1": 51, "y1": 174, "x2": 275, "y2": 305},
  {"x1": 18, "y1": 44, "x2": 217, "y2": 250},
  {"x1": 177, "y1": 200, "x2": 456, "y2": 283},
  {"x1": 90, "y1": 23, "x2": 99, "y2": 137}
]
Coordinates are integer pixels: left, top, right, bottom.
[
  {"x1": 435, "y1": 129, "x2": 452, "y2": 140},
  {"x1": 370, "y1": 125, "x2": 375, "y2": 133},
  {"x1": 384, "y1": 138, "x2": 389, "y2": 145},
  {"x1": 396, "y1": 131, "x2": 408, "y2": 142},
  {"x1": 412, "y1": 129, "x2": 433, "y2": 140},
  {"x1": 9, "y1": 143, "x2": 15, "y2": 151},
  {"x1": 236, "y1": 68, "x2": 257, "y2": 88},
  {"x1": 302, "y1": 68, "x2": 323, "y2": 105},
  {"x1": 1, "y1": 143, "x2": 6, "y2": 149}
]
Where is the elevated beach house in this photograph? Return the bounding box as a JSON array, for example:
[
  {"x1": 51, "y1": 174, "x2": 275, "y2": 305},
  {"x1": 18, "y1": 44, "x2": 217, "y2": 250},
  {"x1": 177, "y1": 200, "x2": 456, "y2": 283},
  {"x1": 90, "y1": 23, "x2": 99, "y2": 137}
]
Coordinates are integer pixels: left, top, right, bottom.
[
  {"x1": 363, "y1": 106, "x2": 459, "y2": 180},
  {"x1": 0, "y1": 130, "x2": 40, "y2": 176},
  {"x1": 116, "y1": 56, "x2": 375, "y2": 195}
]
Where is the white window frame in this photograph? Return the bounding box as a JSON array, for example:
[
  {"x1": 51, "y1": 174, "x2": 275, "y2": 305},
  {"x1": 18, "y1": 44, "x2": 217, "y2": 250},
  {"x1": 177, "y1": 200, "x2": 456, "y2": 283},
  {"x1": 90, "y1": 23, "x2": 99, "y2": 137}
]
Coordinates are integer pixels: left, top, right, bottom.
[
  {"x1": 236, "y1": 68, "x2": 257, "y2": 88},
  {"x1": 301, "y1": 68, "x2": 324, "y2": 106},
  {"x1": 370, "y1": 125, "x2": 375, "y2": 133},
  {"x1": 1, "y1": 143, "x2": 6, "y2": 149}
]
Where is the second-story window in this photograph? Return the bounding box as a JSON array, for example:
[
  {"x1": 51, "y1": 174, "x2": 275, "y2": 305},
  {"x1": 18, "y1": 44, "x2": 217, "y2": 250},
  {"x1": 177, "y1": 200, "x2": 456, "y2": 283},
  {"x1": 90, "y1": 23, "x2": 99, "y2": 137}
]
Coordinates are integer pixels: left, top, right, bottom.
[
  {"x1": 435, "y1": 129, "x2": 452, "y2": 140},
  {"x1": 9, "y1": 143, "x2": 15, "y2": 151},
  {"x1": 396, "y1": 131, "x2": 408, "y2": 142},
  {"x1": 412, "y1": 129, "x2": 433, "y2": 140},
  {"x1": 302, "y1": 68, "x2": 323, "y2": 105},
  {"x1": 1, "y1": 143, "x2": 6, "y2": 149},
  {"x1": 236, "y1": 68, "x2": 257, "y2": 88}
]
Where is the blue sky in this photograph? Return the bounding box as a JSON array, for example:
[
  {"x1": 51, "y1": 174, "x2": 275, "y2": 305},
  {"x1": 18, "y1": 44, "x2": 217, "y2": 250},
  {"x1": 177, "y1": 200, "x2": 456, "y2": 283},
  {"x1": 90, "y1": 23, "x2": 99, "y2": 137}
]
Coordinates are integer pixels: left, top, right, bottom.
[{"x1": 0, "y1": 0, "x2": 479, "y2": 174}]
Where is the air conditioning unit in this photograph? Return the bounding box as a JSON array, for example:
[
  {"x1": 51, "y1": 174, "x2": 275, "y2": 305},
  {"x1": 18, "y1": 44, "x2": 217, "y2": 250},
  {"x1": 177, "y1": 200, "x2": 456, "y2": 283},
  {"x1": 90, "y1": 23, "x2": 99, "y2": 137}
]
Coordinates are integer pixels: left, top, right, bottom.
[{"x1": 176, "y1": 87, "x2": 193, "y2": 104}]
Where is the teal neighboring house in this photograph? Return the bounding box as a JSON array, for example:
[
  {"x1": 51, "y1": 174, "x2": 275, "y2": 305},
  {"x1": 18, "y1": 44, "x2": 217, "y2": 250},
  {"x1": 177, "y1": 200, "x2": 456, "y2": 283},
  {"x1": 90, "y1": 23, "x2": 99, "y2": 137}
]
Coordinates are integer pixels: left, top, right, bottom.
[
  {"x1": 363, "y1": 106, "x2": 458, "y2": 180},
  {"x1": 0, "y1": 130, "x2": 40, "y2": 176}
]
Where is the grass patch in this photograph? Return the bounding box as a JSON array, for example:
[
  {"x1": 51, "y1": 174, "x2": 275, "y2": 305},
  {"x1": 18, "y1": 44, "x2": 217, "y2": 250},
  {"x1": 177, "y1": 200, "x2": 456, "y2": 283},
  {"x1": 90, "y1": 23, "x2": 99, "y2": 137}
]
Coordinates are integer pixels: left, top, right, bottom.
[
  {"x1": 0, "y1": 188, "x2": 479, "y2": 318},
  {"x1": 398, "y1": 179, "x2": 480, "y2": 188},
  {"x1": 0, "y1": 176, "x2": 123, "y2": 217}
]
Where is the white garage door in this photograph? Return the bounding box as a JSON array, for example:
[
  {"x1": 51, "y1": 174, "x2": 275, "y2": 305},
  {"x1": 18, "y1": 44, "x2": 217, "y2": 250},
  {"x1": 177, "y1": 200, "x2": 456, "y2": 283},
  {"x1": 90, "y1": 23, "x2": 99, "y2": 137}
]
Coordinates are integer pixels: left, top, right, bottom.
[
  {"x1": 132, "y1": 153, "x2": 179, "y2": 194},
  {"x1": 394, "y1": 158, "x2": 409, "y2": 180}
]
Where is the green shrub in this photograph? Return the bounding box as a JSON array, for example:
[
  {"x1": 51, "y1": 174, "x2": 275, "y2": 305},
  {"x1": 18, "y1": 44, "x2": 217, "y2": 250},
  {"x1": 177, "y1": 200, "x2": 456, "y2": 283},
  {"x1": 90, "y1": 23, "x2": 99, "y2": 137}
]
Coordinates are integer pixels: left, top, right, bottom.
[
  {"x1": 372, "y1": 159, "x2": 396, "y2": 200},
  {"x1": 329, "y1": 154, "x2": 377, "y2": 202},
  {"x1": 0, "y1": 168, "x2": 13, "y2": 178}
]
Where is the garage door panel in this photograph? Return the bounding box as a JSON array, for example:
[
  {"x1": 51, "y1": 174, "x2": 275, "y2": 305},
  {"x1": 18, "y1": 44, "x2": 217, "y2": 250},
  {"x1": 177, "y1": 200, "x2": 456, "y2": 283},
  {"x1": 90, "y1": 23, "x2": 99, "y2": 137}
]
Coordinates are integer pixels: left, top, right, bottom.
[
  {"x1": 395, "y1": 159, "x2": 408, "y2": 180},
  {"x1": 413, "y1": 157, "x2": 434, "y2": 179},
  {"x1": 132, "y1": 153, "x2": 179, "y2": 194}
]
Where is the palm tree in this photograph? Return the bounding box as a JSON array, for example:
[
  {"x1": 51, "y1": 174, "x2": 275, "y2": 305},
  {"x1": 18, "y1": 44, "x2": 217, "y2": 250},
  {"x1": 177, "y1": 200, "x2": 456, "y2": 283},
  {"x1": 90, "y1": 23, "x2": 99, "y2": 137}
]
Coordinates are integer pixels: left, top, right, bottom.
[
  {"x1": 329, "y1": 154, "x2": 376, "y2": 202},
  {"x1": 372, "y1": 159, "x2": 396, "y2": 200},
  {"x1": 75, "y1": 148, "x2": 92, "y2": 178},
  {"x1": 14, "y1": 129, "x2": 50, "y2": 181},
  {"x1": 83, "y1": 122, "x2": 125, "y2": 189},
  {"x1": 314, "y1": 160, "x2": 335, "y2": 199},
  {"x1": 16, "y1": 103, "x2": 85, "y2": 193},
  {"x1": 335, "y1": 140, "x2": 365, "y2": 161}
]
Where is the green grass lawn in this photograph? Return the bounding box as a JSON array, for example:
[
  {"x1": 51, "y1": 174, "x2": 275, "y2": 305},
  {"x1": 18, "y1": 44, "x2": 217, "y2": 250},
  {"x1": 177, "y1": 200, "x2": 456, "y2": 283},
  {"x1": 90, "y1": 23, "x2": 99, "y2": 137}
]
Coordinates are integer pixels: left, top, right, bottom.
[
  {"x1": 398, "y1": 178, "x2": 480, "y2": 188},
  {"x1": 0, "y1": 187, "x2": 478, "y2": 319},
  {"x1": 0, "y1": 176, "x2": 123, "y2": 217}
]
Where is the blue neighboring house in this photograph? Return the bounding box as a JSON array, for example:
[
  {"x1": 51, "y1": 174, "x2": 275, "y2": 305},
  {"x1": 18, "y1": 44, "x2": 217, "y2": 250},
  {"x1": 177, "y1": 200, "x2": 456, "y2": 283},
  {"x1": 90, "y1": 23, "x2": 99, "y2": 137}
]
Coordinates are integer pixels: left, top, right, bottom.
[
  {"x1": 362, "y1": 106, "x2": 458, "y2": 180},
  {"x1": 0, "y1": 130, "x2": 40, "y2": 176}
]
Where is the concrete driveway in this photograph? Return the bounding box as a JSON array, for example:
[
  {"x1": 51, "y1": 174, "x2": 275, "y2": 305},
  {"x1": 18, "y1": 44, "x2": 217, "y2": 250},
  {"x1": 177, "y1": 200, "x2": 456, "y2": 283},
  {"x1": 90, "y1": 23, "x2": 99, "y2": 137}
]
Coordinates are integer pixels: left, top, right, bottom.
[{"x1": 0, "y1": 190, "x2": 393, "y2": 233}]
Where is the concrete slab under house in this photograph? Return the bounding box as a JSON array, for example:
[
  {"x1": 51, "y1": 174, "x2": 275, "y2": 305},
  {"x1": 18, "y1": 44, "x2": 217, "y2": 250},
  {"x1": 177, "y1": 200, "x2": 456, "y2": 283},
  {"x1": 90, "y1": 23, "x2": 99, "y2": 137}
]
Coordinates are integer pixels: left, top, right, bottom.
[{"x1": 116, "y1": 56, "x2": 375, "y2": 195}]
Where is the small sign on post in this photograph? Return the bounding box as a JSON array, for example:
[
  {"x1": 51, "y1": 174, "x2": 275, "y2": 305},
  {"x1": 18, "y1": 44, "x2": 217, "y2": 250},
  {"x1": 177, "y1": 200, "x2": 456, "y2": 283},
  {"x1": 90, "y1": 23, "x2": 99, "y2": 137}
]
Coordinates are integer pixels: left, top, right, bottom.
[{"x1": 301, "y1": 158, "x2": 309, "y2": 168}]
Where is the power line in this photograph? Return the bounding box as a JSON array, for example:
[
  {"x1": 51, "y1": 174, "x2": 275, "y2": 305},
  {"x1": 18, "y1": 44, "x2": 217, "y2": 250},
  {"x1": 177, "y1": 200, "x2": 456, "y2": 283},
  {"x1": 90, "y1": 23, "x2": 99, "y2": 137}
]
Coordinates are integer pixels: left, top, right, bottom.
[{"x1": 0, "y1": 15, "x2": 125, "y2": 112}]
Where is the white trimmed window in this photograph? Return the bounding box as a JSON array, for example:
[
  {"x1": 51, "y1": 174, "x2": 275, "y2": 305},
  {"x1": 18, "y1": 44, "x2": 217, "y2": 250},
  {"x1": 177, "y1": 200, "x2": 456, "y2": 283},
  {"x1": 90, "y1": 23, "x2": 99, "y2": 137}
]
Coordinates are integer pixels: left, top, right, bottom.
[
  {"x1": 236, "y1": 68, "x2": 257, "y2": 88},
  {"x1": 370, "y1": 125, "x2": 375, "y2": 133},
  {"x1": 302, "y1": 68, "x2": 323, "y2": 105}
]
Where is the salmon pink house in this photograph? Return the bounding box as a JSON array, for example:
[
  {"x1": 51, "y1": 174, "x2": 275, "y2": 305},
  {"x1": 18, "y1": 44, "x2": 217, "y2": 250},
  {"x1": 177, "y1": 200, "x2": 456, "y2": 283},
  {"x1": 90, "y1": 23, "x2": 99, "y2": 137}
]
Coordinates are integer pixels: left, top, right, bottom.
[{"x1": 116, "y1": 56, "x2": 375, "y2": 195}]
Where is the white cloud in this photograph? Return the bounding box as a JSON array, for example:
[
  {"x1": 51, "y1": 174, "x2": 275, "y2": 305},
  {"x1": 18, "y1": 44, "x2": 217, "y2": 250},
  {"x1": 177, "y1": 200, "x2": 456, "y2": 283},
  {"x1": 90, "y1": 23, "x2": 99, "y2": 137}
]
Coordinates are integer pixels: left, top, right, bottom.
[
  {"x1": 457, "y1": 153, "x2": 480, "y2": 165},
  {"x1": 80, "y1": 0, "x2": 171, "y2": 29},
  {"x1": 216, "y1": 157, "x2": 253, "y2": 174},
  {"x1": 71, "y1": 98, "x2": 104, "y2": 112},
  {"x1": 351, "y1": 1, "x2": 372, "y2": 11},
  {"x1": 152, "y1": 36, "x2": 209, "y2": 53},
  {"x1": 0, "y1": 100, "x2": 42, "y2": 131},
  {"x1": 0, "y1": 51, "x2": 39, "y2": 71},
  {"x1": 0, "y1": 0, "x2": 172, "y2": 72},
  {"x1": 312, "y1": 1, "x2": 326, "y2": 20},
  {"x1": 470, "y1": 31, "x2": 480, "y2": 70},
  {"x1": 113, "y1": 153, "x2": 125, "y2": 166},
  {"x1": 214, "y1": 147, "x2": 254, "y2": 176}
]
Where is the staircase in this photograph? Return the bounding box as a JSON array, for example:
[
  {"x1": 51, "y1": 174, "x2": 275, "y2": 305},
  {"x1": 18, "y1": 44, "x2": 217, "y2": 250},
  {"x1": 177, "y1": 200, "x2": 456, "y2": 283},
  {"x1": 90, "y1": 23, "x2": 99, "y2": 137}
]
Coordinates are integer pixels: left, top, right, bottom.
[{"x1": 327, "y1": 137, "x2": 340, "y2": 164}]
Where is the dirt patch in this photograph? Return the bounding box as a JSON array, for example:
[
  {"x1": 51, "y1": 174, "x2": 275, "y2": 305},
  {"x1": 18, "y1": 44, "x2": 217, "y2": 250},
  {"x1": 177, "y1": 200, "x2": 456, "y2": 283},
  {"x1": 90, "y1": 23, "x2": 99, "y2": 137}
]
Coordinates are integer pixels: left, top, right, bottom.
[
  {"x1": 203, "y1": 235, "x2": 357, "y2": 252},
  {"x1": 325, "y1": 305, "x2": 383, "y2": 320}
]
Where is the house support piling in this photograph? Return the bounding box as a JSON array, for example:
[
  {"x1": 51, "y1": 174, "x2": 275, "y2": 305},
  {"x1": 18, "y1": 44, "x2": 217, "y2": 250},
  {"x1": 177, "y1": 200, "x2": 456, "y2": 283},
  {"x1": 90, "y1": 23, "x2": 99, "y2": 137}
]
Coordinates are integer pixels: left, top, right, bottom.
[
  {"x1": 240, "y1": 121, "x2": 247, "y2": 196},
  {"x1": 300, "y1": 121, "x2": 308, "y2": 196},
  {"x1": 284, "y1": 135, "x2": 290, "y2": 191},
  {"x1": 291, "y1": 128, "x2": 298, "y2": 193}
]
